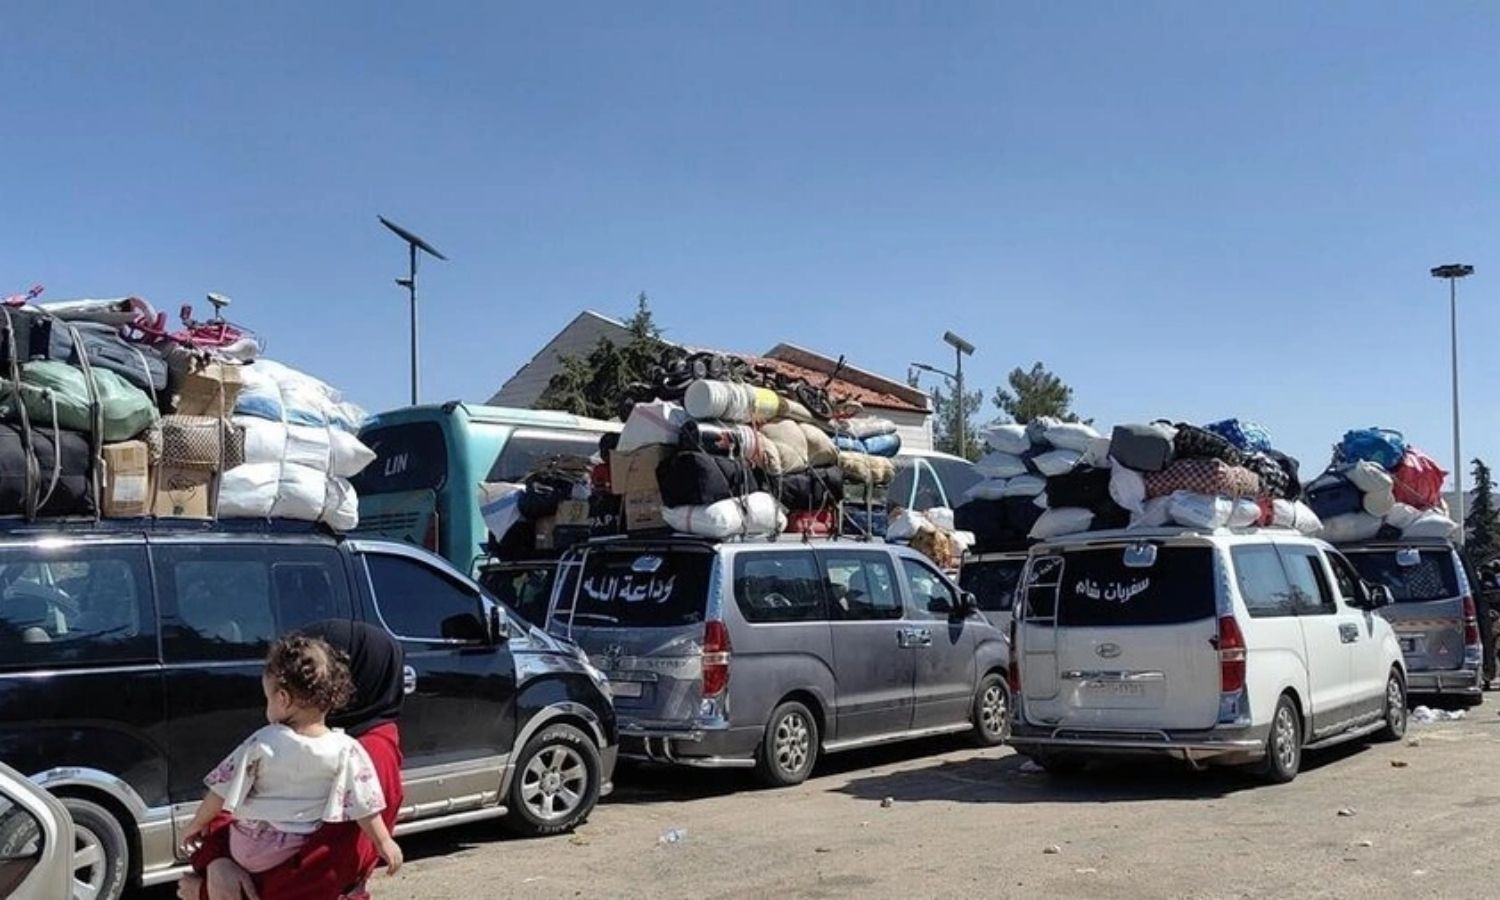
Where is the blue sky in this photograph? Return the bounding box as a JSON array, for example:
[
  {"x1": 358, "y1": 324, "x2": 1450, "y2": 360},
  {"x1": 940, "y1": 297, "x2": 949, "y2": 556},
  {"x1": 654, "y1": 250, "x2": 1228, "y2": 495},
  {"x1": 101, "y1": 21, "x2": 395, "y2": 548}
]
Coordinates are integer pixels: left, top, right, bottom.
[{"x1": 3, "y1": 2, "x2": 1498, "y2": 482}]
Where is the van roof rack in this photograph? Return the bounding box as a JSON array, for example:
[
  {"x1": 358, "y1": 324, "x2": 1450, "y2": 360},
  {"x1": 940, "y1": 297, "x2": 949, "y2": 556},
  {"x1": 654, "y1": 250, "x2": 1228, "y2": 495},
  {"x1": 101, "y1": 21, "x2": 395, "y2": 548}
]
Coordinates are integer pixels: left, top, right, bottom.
[
  {"x1": 0, "y1": 517, "x2": 340, "y2": 539},
  {"x1": 1034, "y1": 525, "x2": 1307, "y2": 545}
]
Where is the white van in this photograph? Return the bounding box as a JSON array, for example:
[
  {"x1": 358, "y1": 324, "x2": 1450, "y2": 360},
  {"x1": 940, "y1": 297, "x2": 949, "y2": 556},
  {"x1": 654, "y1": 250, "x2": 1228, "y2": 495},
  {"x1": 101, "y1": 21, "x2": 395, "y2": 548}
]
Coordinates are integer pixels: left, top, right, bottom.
[{"x1": 1009, "y1": 528, "x2": 1407, "y2": 783}]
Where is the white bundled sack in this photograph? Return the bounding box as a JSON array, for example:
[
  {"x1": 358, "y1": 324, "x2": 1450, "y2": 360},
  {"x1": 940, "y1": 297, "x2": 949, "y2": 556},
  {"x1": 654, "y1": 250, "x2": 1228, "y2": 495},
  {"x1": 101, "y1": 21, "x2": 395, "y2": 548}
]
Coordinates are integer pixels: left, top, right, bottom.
[
  {"x1": 1080, "y1": 436, "x2": 1114, "y2": 468},
  {"x1": 662, "y1": 491, "x2": 784, "y2": 539},
  {"x1": 237, "y1": 417, "x2": 375, "y2": 479},
  {"x1": 886, "y1": 509, "x2": 928, "y2": 541},
  {"x1": 998, "y1": 475, "x2": 1047, "y2": 498},
  {"x1": 1032, "y1": 449, "x2": 1083, "y2": 478},
  {"x1": 235, "y1": 359, "x2": 367, "y2": 432},
  {"x1": 964, "y1": 477, "x2": 1012, "y2": 502},
  {"x1": 322, "y1": 477, "x2": 359, "y2": 532},
  {"x1": 1348, "y1": 462, "x2": 1396, "y2": 516},
  {"x1": 1228, "y1": 498, "x2": 1261, "y2": 528},
  {"x1": 1320, "y1": 512, "x2": 1383, "y2": 544},
  {"x1": 1109, "y1": 460, "x2": 1147, "y2": 514},
  {"x1": 950, "y1": 530, "x2": 977, "y2": 556},
  {"x1": 1384, "y1": 503, "x2": 1423, "y2": 531},
  {"x1": 1403, "y1": 510, "x2": 1459, "y2": 540},
  {"x1": 1168, "y1": 493, "x2": 1231, "y2": 529},
  {"x1": 926, "y1": 507, "x2": 956, "y2": 531},
  {"x1": 977, "y1": 451, "x2": 1028, "y2": 479},
  {"x1": 1130, "y1": 496, "x2": 1173, "y2": 529},
  {"x1": 982, "y1": 423, "x2": 1030, "y2": 455},
  {"x1": 1271, "y1": 499, "x2": 1323, "y2": 536},
  {"x1": 618, "y1": 400, "x2": 688, "y2": 452},
  {"x1": 219, "y1": 461, "x2": 359, "y2": 528},
  {"x1": 1031, "y1": 417, "x2": 1102, "y2": 453},
  {"x1": 1030, "y1": 507, "x2": 1093, "y2": 540}
]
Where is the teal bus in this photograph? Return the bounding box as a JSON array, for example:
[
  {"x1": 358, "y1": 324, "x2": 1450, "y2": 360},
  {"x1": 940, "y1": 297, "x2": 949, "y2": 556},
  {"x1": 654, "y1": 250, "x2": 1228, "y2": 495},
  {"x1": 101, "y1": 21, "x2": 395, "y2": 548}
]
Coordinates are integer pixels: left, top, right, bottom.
[{"x1": 351, "y1": 402, "x2": 620, "y2": 576}]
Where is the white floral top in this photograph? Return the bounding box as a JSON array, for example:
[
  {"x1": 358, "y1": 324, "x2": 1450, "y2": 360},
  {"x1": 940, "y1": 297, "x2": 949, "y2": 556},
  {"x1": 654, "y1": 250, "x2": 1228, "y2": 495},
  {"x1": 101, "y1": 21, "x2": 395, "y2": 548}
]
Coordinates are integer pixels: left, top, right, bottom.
[{"x1": 205, "y1": 724, "x2": 386, "y2": 835}]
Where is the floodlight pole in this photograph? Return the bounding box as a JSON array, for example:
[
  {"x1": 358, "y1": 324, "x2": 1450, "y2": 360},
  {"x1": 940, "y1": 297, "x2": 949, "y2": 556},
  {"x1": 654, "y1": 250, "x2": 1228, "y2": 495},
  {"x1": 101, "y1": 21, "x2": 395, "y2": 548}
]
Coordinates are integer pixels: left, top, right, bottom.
[
  {"x1": 1431, "y1": 263, "x2": 1474, "y2": 545},
  {"x1": 380, "y1": 216, "x2": 448, "y2": 407}
]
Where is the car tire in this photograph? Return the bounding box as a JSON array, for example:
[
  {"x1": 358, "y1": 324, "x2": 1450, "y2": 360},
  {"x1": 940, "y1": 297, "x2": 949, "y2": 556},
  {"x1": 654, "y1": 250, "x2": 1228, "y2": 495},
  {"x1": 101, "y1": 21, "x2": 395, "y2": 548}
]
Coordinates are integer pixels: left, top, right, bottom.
[
  {"x1": 502, "y1": 723, "x2": 602, "y2": 838},
  {"x1": 62, "y1": 796, "x2": 130, "y2": 900},
  {"x1": 970, "y1": 674, "x2": 1010, "y2": 747},
  {"x1": 1254, "y1": 695, "x2": 1302, "y2": 784},
  {"x1": 754, "y1": 701, "x2": 819, "y2": 788},
  {"x1": 1029, "y1": 752, "x2": 1087, "y2": 777},
  {"x1": 1376, "y1": 670, "x2": 1408, "y2": 742}
]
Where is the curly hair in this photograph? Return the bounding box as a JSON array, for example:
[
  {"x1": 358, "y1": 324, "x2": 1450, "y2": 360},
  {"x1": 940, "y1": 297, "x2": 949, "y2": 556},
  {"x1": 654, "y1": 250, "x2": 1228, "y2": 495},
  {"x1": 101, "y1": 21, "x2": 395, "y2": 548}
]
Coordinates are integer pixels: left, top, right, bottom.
[{"x1": 264, "y1": 634, "x2": 355, "y2": 713}]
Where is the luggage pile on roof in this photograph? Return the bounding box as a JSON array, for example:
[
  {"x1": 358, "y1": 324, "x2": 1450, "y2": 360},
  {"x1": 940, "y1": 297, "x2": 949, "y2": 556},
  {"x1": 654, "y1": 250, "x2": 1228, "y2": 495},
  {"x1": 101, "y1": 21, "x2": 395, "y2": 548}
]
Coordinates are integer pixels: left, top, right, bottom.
[
  {"x1": 956, "y1": 417, "x2": 1319, "y2": 552},
  {"x1": 1305, "y1": 428, "x2": 1456, "y2": 543},
  {"x1": 484, "y1": 348, "x2": 904, "y2": 554},
  {"x1": 0, "y1": 291, "x2": 373, "y2": 529}
]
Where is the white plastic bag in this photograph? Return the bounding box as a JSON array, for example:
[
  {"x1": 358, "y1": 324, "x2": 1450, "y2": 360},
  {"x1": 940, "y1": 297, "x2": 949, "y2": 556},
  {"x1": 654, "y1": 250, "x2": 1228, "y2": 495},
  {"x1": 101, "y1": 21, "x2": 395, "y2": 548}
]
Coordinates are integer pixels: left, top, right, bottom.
[
  {"x1": 977, "y1": 451, "x2": 1028, "y2": 479},
  {"x1": 886, "y1": 509, "x2": 928, "y2": 541},
  {"x1": 1384, "y1": 503, "x2": 1423, "y2": 531},
  {"x1": 1271, "y1": 499, "x2": 1323, "y2": 536},
  {"x1": 964, "y1": 477, "x2": 1012, "y2": 502},
  {"x1": 1228, "y1": 498, "x2": 1261, "y2": 528},
  {"x1": 998, "y1": 475, "x2": 1047, "y2": 498},
  {"x1": 1109, "y1": 460, "x2": 1147, "y2": 514},
  {"x1": 1168, "y1": 492, "x2": 1232, "y2": 529},
  {"x1": 1402, "y1": 510, "x2": 1459, "y2": 540},
  {"x1": 1320, "y1": 512, "x2": 1384, "y2": 544},
  {"x1": 662, "y1": 492, "x2": 785, "y2": 538},
  {"x1": 1130, "y1": 496, "x2": 1173, "y2": 529},
  {"x1": 618, "y1": 400, "x2": 688, "y2": 452},
  {"x1": 925, "y1": 507, "x2": 956, "y2": 531},
  {"x1": 1029, "y1": 507, "x2": 1094, "y2": 540},
  {"x1": 1038, "y1": 419, "x2": 1102, "y2": 453},
  {"x1": 1362, "y1": 485, "x2": 1396, "y2": 518},
  {"x1": 1032, "y1": 449, "x2": 1083, "y2": 478},
  {"x1": 323, "y1": 477, "x2": 359, "y2": 531},
  {"x1": 982, "y1": 423, "x2": 1031, "y2": 455},
  {"x1": 1348, "y1": 461, "x2": 1395, "y2": 495},
  {"x1": 1080, "y1": 435, "x2": 1114, "y2": 468}
]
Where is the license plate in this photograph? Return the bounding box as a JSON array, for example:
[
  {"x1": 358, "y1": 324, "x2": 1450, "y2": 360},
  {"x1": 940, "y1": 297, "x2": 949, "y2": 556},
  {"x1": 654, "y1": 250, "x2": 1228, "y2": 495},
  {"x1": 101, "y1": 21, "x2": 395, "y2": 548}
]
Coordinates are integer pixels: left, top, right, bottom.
[
  {"x1": 1399, "y1": 637, "x2": 1419, "y2": 654},
  {"x1": 1084, "y1": 681, "x2": 1146, "y2": 698},
  {"x1": 609, "y1": 680, "x2": 644, "y2": 699}
]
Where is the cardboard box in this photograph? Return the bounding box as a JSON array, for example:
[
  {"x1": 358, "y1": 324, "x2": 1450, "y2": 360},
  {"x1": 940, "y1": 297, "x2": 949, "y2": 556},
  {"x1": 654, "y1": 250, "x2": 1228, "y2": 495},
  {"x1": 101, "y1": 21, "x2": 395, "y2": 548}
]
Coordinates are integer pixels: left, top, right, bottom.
[
  {"x1": 175, "y1": 360, "x2": 246, "y2": 418},
  {"x1": 555, "y1": 499, "x2": 590, "y2": 526},
  {"x1": 152, "y1": 465, "x2": 216, "y2": 519},
  {"x1": 101, "y1": 441, "x2": 152, "y2": 518},
  {"x1": 610, "y1": 445, "x2": 671, "y2": 531}
]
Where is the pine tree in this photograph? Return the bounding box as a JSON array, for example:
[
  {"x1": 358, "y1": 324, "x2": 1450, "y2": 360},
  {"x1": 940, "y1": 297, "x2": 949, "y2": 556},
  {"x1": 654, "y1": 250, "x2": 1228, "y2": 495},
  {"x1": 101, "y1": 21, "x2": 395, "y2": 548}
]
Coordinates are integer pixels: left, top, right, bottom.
[
  {"x1": 1466, "y1": 458, "x2": 1500, "y2": 564},
  {"x1": 992, "y1": 362, "x2": 1087, "y2": 425},
  {"x1": 537, "y1": 293, "x2": 665, "y2": 419}
]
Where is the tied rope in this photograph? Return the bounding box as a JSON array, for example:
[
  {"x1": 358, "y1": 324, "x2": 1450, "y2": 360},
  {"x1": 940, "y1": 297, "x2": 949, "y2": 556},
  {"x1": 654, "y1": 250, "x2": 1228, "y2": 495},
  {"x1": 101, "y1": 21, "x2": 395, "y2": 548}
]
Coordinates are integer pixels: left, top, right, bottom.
[
  {"x1": 63, "y1": 322, "x2": 106, "y2": 522},
  {"x1": 1, "y1": 308, "x2": 40, "y2": 521}
]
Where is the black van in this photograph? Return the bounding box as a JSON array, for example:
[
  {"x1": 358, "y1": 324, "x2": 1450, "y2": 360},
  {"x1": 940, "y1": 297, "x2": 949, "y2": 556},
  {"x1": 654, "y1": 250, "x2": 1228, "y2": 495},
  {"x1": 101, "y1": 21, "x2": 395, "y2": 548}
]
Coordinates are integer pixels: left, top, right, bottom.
[{"x1": 0, "y1": 522, "x2": 616, "y2": 900}]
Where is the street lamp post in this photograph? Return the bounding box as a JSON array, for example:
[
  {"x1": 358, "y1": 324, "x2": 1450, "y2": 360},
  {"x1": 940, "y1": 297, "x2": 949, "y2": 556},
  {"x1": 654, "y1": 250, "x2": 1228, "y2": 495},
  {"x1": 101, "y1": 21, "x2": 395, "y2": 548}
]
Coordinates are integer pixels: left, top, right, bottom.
[
  {"x1": 1431, "y1": 263, "x2": 1474, "y2": 545},
  {"x1": 911, "y1": 331, "x2": 976, "y2": 456},
  {"x1": 380, "y1": 216, "x2": 448, "y2": 406}
]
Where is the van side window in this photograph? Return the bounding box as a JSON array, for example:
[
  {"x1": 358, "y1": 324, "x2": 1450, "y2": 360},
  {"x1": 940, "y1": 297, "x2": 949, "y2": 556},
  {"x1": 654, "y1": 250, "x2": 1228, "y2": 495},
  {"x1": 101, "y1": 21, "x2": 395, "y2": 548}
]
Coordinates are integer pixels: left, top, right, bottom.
[
  {"x1": 0, "y1": 545, "x2": 153, "y2": 668},
  {"x1": 366, "y1": 554, "x2": 487, "y2": 643},
  {"x1": 159, "y1": 545, "x2": 353, "y2": 661},
  {"x1": 1326, "y1": 552, "x2": 1362, "y2": 604},
  {"x1": 1280, "y1": 548, "x2": 1335, "y2": 615},
  {"x1": 821, "y1": 553, "x2": 901, "y2": 621},
  {"x1": 1231, "y1": 546, "x2": 1297, "y2": 618},
  {"x1": 901, "y1": 558, "x2": 959, "y2": 619},
  {"x1": 733, "y1": 552, "x2": 824, "y2": 623}
]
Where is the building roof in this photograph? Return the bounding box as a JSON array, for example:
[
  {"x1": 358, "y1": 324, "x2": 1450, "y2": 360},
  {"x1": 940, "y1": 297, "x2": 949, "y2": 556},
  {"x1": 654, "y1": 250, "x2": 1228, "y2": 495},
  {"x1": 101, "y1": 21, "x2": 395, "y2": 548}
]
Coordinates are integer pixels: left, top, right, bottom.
[{"x1": 741, "y1": 354, "x2": 927, "y2": 414}]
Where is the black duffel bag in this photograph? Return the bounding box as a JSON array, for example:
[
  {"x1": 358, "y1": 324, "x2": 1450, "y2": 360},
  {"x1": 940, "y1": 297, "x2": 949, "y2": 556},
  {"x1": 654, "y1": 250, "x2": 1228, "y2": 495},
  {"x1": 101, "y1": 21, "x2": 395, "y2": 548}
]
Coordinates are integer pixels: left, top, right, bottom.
[
  {"x1": 0, "y1": 425, "x2": 95, "y2": 518},
  {"x1": 776, "y1": 465, "x2": 844, "y2": 512},
  {"x1": 656, "y1": 450, "x2": 764, "y2": 508},
  {"x1": 1045, "y1": 466, "x2": 1111, "y2": 510}
]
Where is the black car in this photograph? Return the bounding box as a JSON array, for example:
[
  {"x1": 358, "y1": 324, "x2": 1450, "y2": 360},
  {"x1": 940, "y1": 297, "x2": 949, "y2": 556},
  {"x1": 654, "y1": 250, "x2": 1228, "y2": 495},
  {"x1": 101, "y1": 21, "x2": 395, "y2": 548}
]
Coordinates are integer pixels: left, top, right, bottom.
[{"x1": 0, "y1": 522, "x2": 617, "y2": 899}]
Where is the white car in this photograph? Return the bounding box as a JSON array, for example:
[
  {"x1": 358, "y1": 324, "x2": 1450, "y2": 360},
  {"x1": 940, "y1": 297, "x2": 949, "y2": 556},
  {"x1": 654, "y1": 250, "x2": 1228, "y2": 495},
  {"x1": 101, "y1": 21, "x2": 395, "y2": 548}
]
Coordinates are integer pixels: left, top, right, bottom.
[
  {"x1": 0, "y1": 762, "x2": 74, "y2": 899},
  {"x1": 1008, "y1": 528, "x2": 1408, "y2": 783}
]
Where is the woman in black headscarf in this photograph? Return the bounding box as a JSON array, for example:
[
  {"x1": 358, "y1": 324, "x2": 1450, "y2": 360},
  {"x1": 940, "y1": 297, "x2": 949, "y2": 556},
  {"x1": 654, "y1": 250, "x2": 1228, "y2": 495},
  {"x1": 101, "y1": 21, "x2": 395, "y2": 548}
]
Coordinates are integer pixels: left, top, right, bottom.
[{"x1": 182, "y1": 621, "x2": 406, "y2": 900}]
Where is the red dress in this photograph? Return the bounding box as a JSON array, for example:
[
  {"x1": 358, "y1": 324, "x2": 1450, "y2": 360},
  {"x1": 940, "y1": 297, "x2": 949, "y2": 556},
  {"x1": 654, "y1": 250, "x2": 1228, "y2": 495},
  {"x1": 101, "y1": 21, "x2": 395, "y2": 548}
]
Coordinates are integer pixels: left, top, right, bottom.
[{"x1": 191, "y1": 723, "x2": 404, "y2": 900}]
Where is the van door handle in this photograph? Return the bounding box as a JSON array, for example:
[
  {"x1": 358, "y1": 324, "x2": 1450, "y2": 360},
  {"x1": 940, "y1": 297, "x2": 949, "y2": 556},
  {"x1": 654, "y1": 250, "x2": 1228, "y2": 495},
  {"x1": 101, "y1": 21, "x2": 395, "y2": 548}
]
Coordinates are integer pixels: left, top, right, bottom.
[
  {"x1": 1339, "y1": 624, "x2": 1359, "y2": 644},
  {"x1": 898, "y1": 628, "x2": 933, "y2": 649},
  {"x1": 403, "y1": 665, "x2": 418, "y2": 695}
]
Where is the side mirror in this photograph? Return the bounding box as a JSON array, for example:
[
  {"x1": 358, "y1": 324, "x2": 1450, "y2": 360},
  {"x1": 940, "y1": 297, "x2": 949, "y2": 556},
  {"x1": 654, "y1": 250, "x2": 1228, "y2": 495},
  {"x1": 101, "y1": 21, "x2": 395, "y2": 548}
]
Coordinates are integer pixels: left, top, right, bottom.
[
  {"x1": 487, "y1": 602, "x2": 510, "y2": 644},
  {"x1": 1367, "y1": 584, "x2": 1395, "y2": 609},
  {"x1": 954, "y1": 591, "x2": 979, "y2": 617}
]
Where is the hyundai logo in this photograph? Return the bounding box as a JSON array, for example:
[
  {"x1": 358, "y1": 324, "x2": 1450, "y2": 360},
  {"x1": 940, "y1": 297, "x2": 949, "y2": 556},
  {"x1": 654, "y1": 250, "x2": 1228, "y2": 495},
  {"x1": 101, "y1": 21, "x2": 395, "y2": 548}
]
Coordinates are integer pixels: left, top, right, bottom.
[{"x1": 1095, "y1": 642, "x2": 1122, "y2": 659}]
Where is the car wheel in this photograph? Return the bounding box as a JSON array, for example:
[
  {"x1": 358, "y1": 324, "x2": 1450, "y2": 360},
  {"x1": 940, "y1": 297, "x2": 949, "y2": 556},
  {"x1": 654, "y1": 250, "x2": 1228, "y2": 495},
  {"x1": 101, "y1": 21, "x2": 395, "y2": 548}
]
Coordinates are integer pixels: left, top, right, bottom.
[
  {"x1": 502, "y1": 723, "x2": 602, "y2": 838},
  {"x1": 1029, "y1": 752, "x2": 1087, "y2": 777},
  {"x1": 1254, "y1": 695, "x2": 1302, "y2": 784},
  {"x1": 971, "y1": 674, "x2": 1010, "y2": 747},
  {"x1": 754, "y1": 701, "x2": 819, "y2": 788},
  {"x1": 1376, "y1": 670, "x2": 1408, "y2": 742},
  {"x1": 62, "y1": 796, "x2": 129, "y2": 900}
]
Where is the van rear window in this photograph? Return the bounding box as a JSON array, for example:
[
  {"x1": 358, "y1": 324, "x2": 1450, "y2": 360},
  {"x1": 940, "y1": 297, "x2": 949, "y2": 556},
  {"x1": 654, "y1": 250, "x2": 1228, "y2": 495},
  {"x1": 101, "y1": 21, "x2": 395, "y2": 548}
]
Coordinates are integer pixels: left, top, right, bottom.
[
  {"x1": 961, "y1": 558, "x2": 1025, "y2": 613},
  {"x1": 1055, "y1": 546, "x2": 1217, "y2": 627},
  {"x1": 351, "y1": 423, "x2": 447, "y2": 494},
  {"x1": 553, "y1": 549, "x2": 712, "y2": 628},
  {"x1": 1346, "y1": 550, "x2": 1459, "y2": 603}
]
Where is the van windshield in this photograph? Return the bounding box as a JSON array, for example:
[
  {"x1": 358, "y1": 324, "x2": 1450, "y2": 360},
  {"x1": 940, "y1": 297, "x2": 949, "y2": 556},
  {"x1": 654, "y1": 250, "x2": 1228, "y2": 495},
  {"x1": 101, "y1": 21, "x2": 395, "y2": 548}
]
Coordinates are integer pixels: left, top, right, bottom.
[
  {"x1": 552, "y1": 549, "x2": 712, "y2": 628},
  {"x1": 960, "y1": 558, "x2": 1025, "y2": 612},
  {"x1": 1345, "y1": 550, "x2": 1459, "y2": 603},
  {"x1": 1055, "y1": 546, "x2": 1217, "y2": 627}
]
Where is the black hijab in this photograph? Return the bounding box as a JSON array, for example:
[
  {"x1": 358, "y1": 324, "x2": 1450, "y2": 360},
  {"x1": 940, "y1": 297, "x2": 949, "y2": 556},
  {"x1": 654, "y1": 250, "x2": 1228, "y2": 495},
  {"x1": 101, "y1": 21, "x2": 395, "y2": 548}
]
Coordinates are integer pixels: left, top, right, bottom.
[{"x1": 302, "y1": 619, "x2": 405, "y2": 737}]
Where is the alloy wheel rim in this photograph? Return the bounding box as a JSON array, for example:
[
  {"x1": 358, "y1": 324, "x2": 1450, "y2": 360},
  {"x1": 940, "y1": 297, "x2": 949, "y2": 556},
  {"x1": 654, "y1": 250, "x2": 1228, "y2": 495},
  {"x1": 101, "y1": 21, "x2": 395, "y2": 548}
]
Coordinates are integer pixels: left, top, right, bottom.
[
  {"x1": 73, "y1": 826, "x2": 105, "y2": 900},
  {"x1": 775, "y1": 712, "x2": 811, "y2": 773},
  {"x1": 981, "y1": 685, "x2": 1008, "y2": 737},
  {"x1": 1274, "y1": 707, "x2": 1298, "y2": 772},
  {"x1": 1387, "y1": 678, "x2": 1405, "y2": 731},
  {"x1": 520, "y1": 745, "x2": 588, "y2": 821}
]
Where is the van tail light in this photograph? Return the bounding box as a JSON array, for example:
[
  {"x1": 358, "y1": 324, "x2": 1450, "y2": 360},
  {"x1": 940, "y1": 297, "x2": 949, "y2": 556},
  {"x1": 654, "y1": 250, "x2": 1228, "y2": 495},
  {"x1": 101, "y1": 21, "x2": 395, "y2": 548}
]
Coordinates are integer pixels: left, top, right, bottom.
[
  {"x1": 701, "y1": 620, "x2": 732, "y2": 698},
  {"x1": 423, "y1": 512, "x2": 440, "y2": 553},
  {"x1": 1217, "y1": 615, "x2": 1247, "y2": 694},
  {"x1": 1007, "y1": 619, "x2": 1021, "y2": 694},
  {"x1": 1462, "y1": 595, "x2": 1481, "y2": 648}
]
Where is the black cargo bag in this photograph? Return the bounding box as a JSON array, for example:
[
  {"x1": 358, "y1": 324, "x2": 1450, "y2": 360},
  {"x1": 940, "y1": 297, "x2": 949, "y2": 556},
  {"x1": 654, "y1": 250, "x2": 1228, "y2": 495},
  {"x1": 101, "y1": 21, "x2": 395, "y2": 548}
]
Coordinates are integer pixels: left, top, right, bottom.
[
  {"x1": 776, "y1": 465, "x2": 844, "y2": 512},
  {"x1": 1110, "y1": 423, "x2": 1176, "y2": 473},
  {"x1": 655, "y1": 450, "x2": 764, "y2": 508},
  {"x1": 1045, "y1": 466, "x2": 1111, "y2": 510},
  {"x1": 0, "y1": 425, "x2": 95, "y2": 518}
]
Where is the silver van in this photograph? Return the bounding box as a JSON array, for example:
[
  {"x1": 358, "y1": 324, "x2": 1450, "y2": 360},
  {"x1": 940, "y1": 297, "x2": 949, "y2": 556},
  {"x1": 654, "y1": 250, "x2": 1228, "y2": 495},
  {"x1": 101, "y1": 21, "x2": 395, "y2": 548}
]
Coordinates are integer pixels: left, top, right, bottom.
[
  {"x1": 548, "y1": 537, "x2": 1011, "y2": 786},
  {"x1": 1342, "y1": 539, "x2": 1483, "y2": 704},
  {"x1": 959, "y1": 550, "x2": 1028, "y2": 633}
]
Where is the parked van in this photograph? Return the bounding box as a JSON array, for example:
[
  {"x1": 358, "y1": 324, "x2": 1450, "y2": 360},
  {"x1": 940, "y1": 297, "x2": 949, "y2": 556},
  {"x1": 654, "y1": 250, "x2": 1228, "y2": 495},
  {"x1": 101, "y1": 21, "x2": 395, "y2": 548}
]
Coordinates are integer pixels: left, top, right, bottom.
[
  {"x1": 0, "y1": 762, "x2": 74, "y2": 900},
  {"x1": 1009, "y1": 528, "x2": 1407, "y2": 783},
  {"x1": 353, "y1": 403, "x2": 619, "y2": 575},
  {"x1": 548, "y1": 536, "x2": 1010, "y2": 786},
  {"x1": 0, "y1": 522, "x2": 616, "y2": 899},
  {"x1": 959, "y1": 549, "x2": 1028, "y2": 632},
  {"x1": 1341, "y1": 539, "x2": 1483, "y2": 703},
  {"x1": 844, "y1": 449, "x2": 983, "y2": 537}
]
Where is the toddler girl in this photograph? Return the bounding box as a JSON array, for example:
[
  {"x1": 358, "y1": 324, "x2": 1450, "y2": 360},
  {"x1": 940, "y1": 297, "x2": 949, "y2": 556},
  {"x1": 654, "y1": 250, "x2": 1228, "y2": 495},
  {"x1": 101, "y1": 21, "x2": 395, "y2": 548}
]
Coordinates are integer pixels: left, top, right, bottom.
[{"x1": 181, "y1": 634, "x2": 403, "y2": 876}]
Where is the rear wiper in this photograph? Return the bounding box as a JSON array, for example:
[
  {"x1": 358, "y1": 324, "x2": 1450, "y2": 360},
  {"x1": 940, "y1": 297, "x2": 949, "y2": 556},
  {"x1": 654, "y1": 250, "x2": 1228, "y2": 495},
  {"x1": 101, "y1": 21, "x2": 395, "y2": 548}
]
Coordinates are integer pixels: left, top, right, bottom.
[{"x1": 565, "y1": 612, "x2": 621, "y2": 625}]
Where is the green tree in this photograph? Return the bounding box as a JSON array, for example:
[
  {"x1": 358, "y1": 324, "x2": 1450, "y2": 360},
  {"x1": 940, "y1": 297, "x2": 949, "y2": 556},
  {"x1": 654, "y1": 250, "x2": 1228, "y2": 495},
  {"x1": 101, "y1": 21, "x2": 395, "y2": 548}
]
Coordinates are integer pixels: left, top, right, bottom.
[
  {"x1": 928, "y1": 382, "x2": 984, "y2": 461},
  {"x1": 1467, "y1": 458, "x2": 1500, "y2": 564},
  {"x1": 536, "y1": 293, "x2": 664, "y2": 419},
  {"x1": 992, "y1": 362, "x2": 1086, "y2": 424}
]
